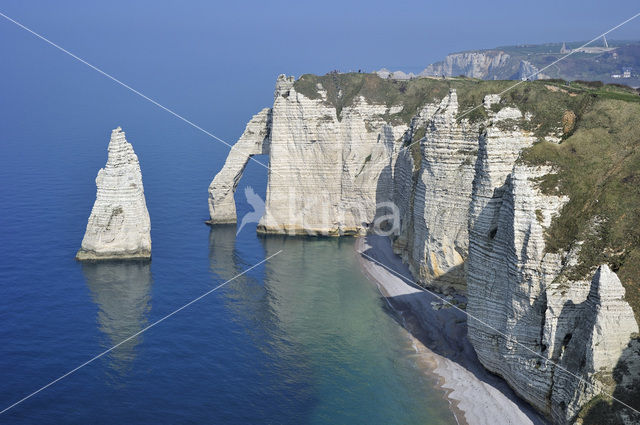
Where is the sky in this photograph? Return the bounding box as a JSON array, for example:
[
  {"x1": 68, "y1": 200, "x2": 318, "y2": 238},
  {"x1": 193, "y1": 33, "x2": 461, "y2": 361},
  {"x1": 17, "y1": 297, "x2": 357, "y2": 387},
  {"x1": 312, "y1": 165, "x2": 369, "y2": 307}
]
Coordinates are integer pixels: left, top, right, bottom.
[{"x1": 0, "y1": 0, "x2": 638, "y2": 141}]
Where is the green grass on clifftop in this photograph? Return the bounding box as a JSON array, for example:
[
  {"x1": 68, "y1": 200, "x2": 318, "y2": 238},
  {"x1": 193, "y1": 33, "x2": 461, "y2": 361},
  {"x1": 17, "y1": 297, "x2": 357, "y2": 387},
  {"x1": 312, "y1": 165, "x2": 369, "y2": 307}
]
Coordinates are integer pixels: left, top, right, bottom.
[
  {"x1": 521, "y1": 98, "x2": 640, "y2": 320},
  {"x1": 294, "y1": 73, "x2": 638, "y2": 135},
  {"x1": 295, "y1": 73, "x2": 451, "y2": 123}
]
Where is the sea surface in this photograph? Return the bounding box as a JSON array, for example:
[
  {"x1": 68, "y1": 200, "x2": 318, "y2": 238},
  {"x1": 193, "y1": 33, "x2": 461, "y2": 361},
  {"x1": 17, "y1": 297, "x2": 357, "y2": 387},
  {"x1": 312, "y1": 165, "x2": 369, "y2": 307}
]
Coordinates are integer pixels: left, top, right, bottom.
[{"x1": 0, "y1": 7, "x2": 457, "y2": 423}]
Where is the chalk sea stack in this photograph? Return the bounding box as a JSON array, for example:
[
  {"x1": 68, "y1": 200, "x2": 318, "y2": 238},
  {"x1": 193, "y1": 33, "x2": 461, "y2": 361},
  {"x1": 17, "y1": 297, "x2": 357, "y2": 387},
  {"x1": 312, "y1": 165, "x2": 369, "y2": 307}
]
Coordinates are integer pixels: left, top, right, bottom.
[{"x1": 76, "y1": 127, "x2": 151, "y2": 261}]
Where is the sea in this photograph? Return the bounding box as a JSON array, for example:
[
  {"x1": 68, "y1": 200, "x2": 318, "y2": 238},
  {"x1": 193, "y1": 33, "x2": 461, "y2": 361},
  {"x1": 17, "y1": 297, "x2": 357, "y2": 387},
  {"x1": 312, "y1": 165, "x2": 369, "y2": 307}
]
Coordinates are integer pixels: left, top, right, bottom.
[{"x1": 0, "y1": 5, "x2": 457, "y2": 424}]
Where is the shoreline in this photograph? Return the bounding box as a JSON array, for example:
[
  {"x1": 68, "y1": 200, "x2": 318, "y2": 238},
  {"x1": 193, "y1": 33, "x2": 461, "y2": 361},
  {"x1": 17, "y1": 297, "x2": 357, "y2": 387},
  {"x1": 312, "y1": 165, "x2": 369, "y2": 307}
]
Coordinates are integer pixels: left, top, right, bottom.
[{"x1": 355, "y1": 234, "x2": 548, "y2": 425}]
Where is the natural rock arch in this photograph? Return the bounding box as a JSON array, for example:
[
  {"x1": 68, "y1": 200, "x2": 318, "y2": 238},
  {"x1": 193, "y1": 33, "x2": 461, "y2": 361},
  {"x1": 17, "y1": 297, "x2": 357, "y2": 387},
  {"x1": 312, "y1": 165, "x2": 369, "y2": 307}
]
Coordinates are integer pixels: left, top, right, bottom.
[{"x1": 207, "y1": 108, "x2": 272, "y2": 224}]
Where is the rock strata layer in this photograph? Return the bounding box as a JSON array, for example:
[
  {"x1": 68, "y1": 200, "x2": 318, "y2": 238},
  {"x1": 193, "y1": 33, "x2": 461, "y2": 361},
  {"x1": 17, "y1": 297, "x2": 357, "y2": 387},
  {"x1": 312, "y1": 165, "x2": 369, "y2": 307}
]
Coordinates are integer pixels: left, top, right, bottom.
[
  {"x1": 77, "y1": 127, "x2": 151, "y2": 260},
  {"x1": 467, "y1": 160, "x2": 638, "y2": 423}
]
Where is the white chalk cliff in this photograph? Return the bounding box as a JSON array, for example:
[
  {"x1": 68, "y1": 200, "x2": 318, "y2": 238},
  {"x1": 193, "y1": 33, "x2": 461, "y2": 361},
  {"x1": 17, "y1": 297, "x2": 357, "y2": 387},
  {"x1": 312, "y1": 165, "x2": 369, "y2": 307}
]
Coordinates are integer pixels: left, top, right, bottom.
[
  {"x1": 209, "y1": 75, "x2": 639, "y2": 424},
  {"x1": 392, "y1": 90, "x2": 481, "y2": 292},
  {"x1": 467, "y1": 160, "x2": 638, "y2": 423},
  {"x1": 421, "y1": 50, "x2": 514, "y2": 79},
  {"x1": 420, "y1": 50, "x2": 549, "y2": 81},
  {"x1": 77, "y1": 127, "x2": 151, "y2": 260},
  {"x1": 209, "y1": 75, "x2": 407, "y2": 235}
]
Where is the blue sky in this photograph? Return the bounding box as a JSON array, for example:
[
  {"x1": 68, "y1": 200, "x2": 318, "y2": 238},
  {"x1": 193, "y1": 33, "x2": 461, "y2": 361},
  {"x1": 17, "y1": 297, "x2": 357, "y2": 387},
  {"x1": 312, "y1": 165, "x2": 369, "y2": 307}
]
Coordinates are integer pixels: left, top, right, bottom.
[{"x1": 1, "y1": 0, "x2": 638, "y2": 141}]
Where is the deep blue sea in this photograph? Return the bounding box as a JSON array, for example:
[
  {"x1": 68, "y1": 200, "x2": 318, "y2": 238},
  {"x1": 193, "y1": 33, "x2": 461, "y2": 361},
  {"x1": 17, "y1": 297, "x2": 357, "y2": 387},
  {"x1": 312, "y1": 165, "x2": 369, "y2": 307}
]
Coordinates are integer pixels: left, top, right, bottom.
[{"x1": 0, "y1": 4, "x2": 456, "y2": 424}]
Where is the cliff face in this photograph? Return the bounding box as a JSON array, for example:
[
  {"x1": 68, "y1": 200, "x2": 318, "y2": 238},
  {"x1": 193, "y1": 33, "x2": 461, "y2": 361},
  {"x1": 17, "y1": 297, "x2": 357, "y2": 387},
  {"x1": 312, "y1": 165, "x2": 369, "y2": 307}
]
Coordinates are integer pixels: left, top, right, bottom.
[
  {"x1": 392, "y1": 91, "x2": 479, "y2": 291},
  {"x1": 209, "y1": 74, "x2": 408, "y2": 235},
  {"x1": 77, "y1": 127, "x2": 151, "y2": 260},
  {"x1": 418, "y1": 41, "x2": 640, "y2": 85},
  {"x1": 209, "y1": 74, "x2": 640, "y2": 423},
  {"x1": 260, "y1": 76, "x2": 397, "y2": 234},
  {"x1": 421, "y1": 50, "x2": 515, "y2": 79},
  {"x1": 420, "y1": 50, "x2": 549, "y2": 81},
  {"x1": 467, "y1": 159, "x2": 639, "y2": 423}
]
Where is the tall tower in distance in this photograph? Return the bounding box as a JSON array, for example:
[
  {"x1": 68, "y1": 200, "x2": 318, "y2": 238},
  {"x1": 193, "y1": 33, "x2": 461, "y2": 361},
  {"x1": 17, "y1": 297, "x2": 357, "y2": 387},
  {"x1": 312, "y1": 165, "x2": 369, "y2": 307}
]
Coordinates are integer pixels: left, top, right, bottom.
[{"x1": 560, "y1": 42, "x2": 570, "y2": 54}]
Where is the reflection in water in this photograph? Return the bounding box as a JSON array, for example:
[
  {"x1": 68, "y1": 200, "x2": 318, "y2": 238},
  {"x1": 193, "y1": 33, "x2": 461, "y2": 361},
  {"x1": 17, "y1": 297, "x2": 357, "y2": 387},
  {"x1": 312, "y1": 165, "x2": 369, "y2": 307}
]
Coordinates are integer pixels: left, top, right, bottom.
[
  {"x1": 208, "y1": 225, "x2": 241, "y2": 280},
  {"x1": 207, "y1": 228, "x2": 316, "y2": 419},
  {"x1": 207, "y1": 230, "x2": 455, "y2": 424},
  {"x1": 208, "y1": 226, "x2": 278, "y2": 345},
  {"x1": 82, "y1": 261, "x2": 152, "y2": 375}
]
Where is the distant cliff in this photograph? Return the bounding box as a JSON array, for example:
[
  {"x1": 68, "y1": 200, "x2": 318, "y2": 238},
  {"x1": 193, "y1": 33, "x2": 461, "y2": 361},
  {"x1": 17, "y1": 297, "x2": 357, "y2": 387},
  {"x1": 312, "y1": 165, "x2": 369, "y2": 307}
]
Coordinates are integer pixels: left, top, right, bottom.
[
  {"x1": 420, "y1": 50, "x2": 524, "y2": 80},
  {"x1": 209, "y1": 73, "x2": 640, "y2": 424},
  {"x1": 417, "y1": 40, "x2": 640, "y2": 86}
]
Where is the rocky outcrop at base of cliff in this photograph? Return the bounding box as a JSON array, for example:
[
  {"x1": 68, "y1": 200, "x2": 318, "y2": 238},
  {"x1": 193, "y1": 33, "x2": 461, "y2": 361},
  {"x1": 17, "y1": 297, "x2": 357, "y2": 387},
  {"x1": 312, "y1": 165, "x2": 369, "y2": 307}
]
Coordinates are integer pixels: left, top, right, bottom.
[{"x1": 77, "y1": 127, "x2": 151, "y2": 261}]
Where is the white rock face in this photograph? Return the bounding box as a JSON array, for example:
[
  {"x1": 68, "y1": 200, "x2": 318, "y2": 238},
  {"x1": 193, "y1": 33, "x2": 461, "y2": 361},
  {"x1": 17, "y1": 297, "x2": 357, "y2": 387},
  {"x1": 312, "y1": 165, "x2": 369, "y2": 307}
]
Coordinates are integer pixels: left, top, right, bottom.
[
  {"x1": 77, "y1": 127, "x2": 151, "y2": 260},
  {"x1": 210, "y1": 76, "x2": 640, "y2": 423},
  {"x1": 421, "y1": 50, "x2": 513, "y2": 79},
  {"x1": 259, "y1": 75, "x2": 408, "y2": 235},
  {"x1": 393, "y1": 91, "x2": 479, "y2": 291},
  {"x1": 551, "y1": 265, "x2": 639, "y2": 421},
  {"x1": 375, "y1": 68, "x2": 417, "y2": 80},
  {"x1": 207, "y1": 108, "x2": 271, "y2": 223},
  {"x1": 208, "y1": 74, "x2": 408, "y2": 235},
  {"x1": 517, "y1": 60, "x2": 548, "y2": 81},
  {"x1": 466, "y1": 159, "x2": 638, "y2": 424},
  {"x1": 391, "y1": 94, "x2": 536, "y2": 292}
]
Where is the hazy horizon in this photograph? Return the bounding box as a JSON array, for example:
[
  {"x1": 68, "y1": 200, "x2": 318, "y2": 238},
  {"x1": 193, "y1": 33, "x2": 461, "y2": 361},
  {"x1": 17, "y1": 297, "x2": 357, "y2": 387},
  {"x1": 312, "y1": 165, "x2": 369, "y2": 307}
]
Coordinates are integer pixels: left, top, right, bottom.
[{"x1": 2, "y1": 0, "x2": 639, "y2": 140}]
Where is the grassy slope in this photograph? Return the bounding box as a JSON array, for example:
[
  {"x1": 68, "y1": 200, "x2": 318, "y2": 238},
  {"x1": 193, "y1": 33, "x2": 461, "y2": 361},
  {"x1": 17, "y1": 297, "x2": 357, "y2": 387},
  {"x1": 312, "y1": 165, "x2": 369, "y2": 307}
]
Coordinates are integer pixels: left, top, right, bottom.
[
  {"x1": 294, "y1": 73, "x2": 594, "y2": 130},
  {"x1": 521, "y1": 96, "x2": 640, "y2": 319},
  {"x1": 294, "y1": 72, "x2": 450, "y2": 123}
]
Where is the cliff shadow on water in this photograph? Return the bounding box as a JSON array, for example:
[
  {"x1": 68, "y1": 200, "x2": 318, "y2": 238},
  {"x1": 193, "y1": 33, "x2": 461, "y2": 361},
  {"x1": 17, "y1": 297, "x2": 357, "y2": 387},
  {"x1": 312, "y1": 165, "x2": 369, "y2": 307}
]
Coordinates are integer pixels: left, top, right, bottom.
[{"x1": 82, "y1": 260, "x2": 153, "y2": 379}]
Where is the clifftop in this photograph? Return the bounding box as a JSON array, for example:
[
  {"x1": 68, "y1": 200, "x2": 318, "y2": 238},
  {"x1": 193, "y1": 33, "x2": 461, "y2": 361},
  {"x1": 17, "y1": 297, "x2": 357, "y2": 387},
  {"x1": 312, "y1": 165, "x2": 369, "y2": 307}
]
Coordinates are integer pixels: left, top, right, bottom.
[{"x1": 293, "y1": 72, "x2": 639, "y2": 131}]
